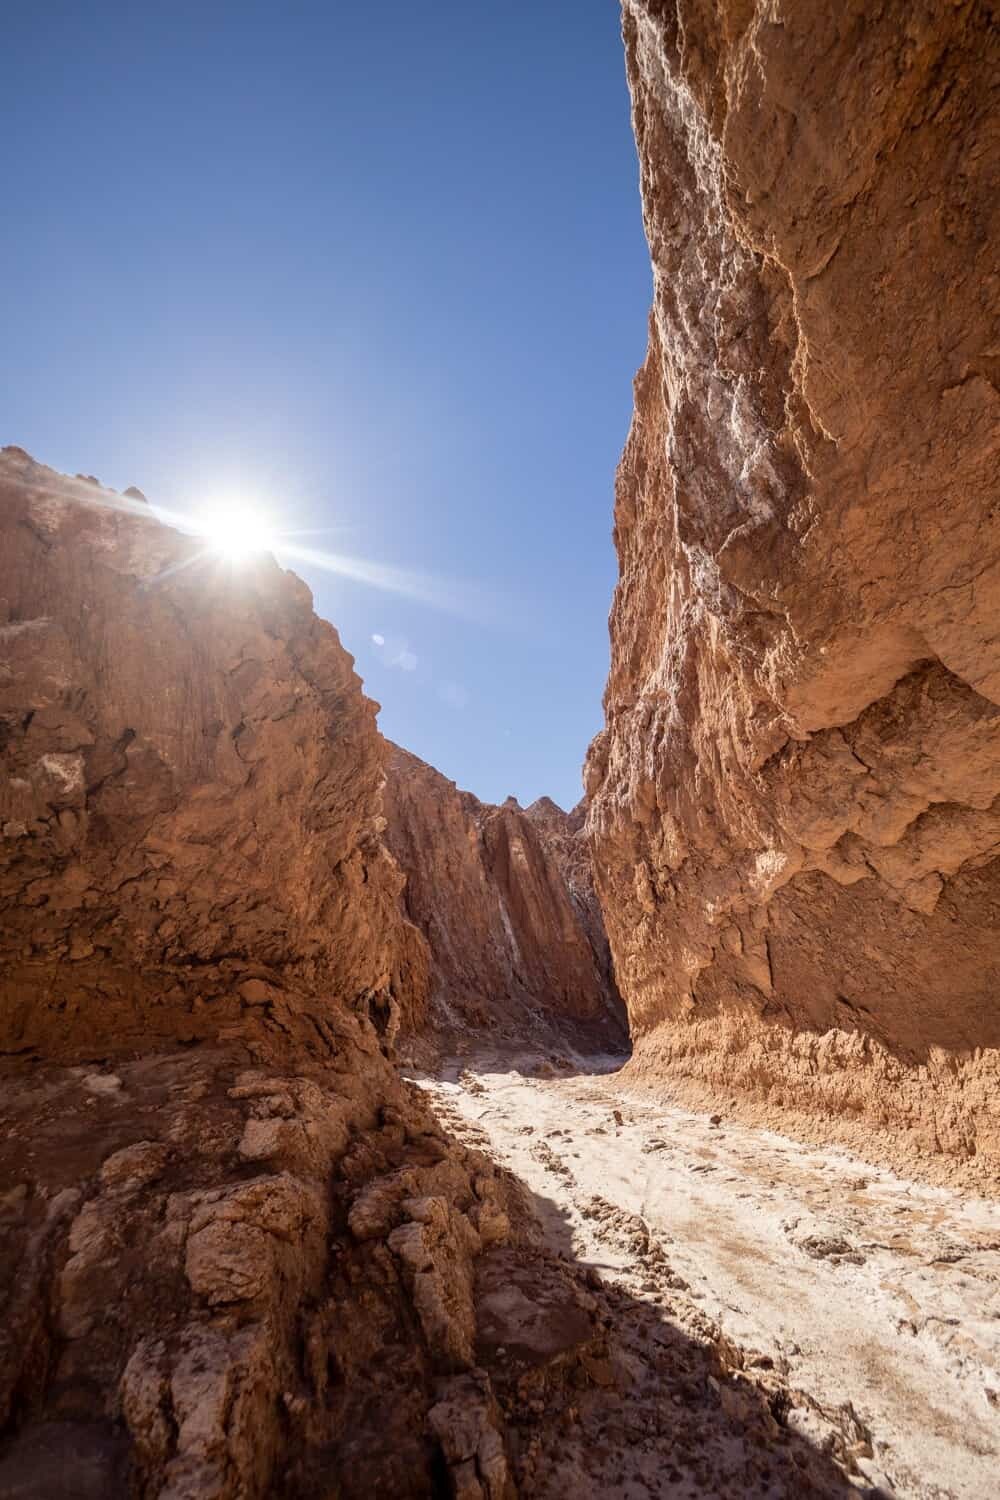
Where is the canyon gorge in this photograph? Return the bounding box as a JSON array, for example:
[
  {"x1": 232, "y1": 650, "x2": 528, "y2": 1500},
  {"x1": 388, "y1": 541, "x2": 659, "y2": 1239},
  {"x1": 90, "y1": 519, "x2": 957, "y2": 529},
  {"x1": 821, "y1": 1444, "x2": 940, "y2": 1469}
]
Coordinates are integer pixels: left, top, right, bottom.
[{"x1": 2, "y1": 2, "x2": 999, "y2": 1498}]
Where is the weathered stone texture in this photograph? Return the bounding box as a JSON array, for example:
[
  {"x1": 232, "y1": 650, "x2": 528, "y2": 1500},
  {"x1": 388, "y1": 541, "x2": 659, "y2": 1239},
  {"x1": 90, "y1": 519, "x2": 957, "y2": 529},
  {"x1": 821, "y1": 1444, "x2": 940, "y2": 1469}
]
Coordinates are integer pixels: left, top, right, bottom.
[
  {"x1": 0, "y1": 451, "x2": 518, "y2": 1499},
  {"x1": 587, "y1": 1, "x2": 1000, "y2": 1174},
  {"x1": 0, "y1": 446, "x2": 427, "y2": 1059},
  {"x1": 384, "y1": 744, "x2": 624, "y2": 1051}
]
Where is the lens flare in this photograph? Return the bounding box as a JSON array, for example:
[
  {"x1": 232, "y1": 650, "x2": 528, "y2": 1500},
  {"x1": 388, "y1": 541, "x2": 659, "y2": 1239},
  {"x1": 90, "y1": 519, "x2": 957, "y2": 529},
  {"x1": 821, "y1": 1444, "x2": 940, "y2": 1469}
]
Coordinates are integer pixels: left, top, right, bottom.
[
  {"x1": 0, "y1": 466, "x2": 518, "y2": 623},
  {"x1": 194, "y1": 500, "x2": 276, "y2": 561}
]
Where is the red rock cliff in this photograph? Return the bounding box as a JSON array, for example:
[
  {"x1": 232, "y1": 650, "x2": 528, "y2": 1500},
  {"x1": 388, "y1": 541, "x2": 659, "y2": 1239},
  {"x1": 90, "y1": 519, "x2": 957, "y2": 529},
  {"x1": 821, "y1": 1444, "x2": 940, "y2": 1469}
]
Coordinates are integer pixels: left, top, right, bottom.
[
  {"x1": 0, "y1": 450, "x2": 528, "y2": 1500},
  {"x1": 587, "y1": 2, "x2": 1000, "y2": 1176},
  {"x1": 0, "y1": 446, "x2": 428, "y2": 1056},
  {"x1": 384, "y1": 744, "x2": 624, "y2": 1053}
]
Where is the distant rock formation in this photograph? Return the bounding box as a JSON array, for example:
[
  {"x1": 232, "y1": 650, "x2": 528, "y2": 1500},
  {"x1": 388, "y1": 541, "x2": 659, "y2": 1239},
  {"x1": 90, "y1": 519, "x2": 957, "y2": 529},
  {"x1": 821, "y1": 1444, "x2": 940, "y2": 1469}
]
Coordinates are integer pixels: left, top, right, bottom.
[
  {"x1": 384, "y1": 744, "x2": 625, "y2": 1054},
  {"x1": 587, "y1": 2, "x2": 1000, "y2": 1178}
]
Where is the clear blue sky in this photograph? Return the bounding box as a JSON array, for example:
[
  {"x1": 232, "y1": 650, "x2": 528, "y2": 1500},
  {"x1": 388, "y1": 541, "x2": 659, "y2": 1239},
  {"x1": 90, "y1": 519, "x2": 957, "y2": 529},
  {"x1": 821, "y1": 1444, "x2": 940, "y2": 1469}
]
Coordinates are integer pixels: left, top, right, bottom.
[{"x1": 3, "y1": 1, "x2": 650, "y2": 809}]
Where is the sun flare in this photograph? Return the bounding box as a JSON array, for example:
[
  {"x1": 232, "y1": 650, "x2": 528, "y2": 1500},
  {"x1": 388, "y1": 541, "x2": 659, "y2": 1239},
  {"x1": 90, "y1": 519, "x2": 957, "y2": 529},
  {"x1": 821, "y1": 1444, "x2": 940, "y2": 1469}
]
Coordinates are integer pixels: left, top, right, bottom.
[{"x1": 195, "y1": 500, "x2": 276, "y2": 561}]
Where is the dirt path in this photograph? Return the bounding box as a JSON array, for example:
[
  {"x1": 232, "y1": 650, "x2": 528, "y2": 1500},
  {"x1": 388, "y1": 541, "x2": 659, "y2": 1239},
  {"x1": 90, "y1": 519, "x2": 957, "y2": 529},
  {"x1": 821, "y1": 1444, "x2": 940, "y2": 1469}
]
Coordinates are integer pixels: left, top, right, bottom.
[{"x1": 413, "y1": 1052, "x2": 1000, "y2": 1500}]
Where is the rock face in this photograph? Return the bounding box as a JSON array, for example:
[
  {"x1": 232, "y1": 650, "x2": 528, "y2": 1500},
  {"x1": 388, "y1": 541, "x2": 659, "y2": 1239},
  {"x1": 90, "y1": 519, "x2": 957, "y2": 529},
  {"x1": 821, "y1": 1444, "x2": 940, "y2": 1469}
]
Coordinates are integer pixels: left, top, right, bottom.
[
  {"x1": 384, "y1": 745, "x2": 624, "y2": 1053},
  {"x1": 0, "y1": 450, "x2": 521, "y2": 1498},
  {"x1": 587, "y1": 3, "x2": 1000, "y2": 1176},
  {"x1": 0, "y1": 445, "x2": 428, "y2": 1055}
]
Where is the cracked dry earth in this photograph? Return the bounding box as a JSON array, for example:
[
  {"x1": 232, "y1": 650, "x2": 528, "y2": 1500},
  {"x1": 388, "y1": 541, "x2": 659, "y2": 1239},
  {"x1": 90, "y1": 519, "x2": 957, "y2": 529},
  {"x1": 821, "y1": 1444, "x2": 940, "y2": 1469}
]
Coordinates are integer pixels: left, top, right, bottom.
[{"x1": 414, "y1": 1054, "x2": 1000, "y2": 1500}]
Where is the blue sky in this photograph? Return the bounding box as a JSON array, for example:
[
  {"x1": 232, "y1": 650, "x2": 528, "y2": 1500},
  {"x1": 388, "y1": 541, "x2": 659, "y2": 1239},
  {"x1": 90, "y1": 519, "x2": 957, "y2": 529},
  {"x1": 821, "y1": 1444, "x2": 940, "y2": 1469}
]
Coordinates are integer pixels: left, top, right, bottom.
[{"x1": 3, "y1": 2, "x2": 650, "y2": 809}]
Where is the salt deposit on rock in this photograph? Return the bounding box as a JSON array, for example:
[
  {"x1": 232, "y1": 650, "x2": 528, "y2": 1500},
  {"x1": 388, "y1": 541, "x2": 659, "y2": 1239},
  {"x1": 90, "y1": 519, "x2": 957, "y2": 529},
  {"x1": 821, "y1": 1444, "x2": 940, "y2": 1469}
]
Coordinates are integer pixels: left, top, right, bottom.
[{"x1": 587, "y1": 0, "x2": 1000, "y2": 1180}]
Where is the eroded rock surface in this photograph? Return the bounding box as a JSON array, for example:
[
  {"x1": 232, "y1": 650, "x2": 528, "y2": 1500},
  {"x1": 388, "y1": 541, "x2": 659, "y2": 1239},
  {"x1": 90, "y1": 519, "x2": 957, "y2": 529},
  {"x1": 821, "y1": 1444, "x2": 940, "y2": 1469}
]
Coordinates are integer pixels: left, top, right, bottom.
[
  {"x1": 0, "y1": 446, "x2": 428, "y2": 1056},
  {"x1": 587, "y1": 1, "x2": 1000, "y2": 1178},
  {"x1": 0, "y1": 1041, "x2": 527, "y2": 1500},
  {"x1": 0, "y1": 451, "x2": 511, "y2": 1498},
  {"x1": 384, "y1": 744, "x2": 624, "y2": 1053}
]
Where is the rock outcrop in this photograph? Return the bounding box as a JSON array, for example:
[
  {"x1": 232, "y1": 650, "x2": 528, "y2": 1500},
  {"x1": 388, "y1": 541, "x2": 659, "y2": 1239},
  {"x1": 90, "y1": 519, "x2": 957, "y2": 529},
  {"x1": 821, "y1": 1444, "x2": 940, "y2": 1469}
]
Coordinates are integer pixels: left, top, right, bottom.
[
  {"x1": 587, "y1": 2, "x2": 1000, "y2": 1177},
  {"x1": 384, "y1": 745, "x2": 624, "y2": 1054},
  {"x1": 0, "y1": 446, "x2": 428, "y2": 1056},
  {"x1": 0, "y1": 451, "x2": 513, "y2": 1498}
]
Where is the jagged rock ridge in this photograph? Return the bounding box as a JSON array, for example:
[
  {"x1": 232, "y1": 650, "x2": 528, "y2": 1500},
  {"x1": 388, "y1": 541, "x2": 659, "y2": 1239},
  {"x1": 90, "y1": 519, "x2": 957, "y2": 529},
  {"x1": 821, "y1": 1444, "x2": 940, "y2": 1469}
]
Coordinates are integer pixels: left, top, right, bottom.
[
  {"x1": 586, "y1": 1, "x2": 1000, "y2": 1177},
  {"x1": 384, "y1": 744, "x2": 625, "y2": 1053}
]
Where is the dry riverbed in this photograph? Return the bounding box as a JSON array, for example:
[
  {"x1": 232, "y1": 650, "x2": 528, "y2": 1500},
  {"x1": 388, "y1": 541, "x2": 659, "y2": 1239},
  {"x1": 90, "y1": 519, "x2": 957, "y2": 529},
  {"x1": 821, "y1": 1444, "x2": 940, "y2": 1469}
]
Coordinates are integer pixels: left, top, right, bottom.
[{"x1": 412, "y1": 1052, "x2": 1000, "y2": 1500}]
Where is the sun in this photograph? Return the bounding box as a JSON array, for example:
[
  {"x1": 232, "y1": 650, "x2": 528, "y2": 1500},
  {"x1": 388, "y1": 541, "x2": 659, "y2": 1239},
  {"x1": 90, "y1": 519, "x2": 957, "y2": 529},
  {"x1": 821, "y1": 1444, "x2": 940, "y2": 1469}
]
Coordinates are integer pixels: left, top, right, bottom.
[{"x1": 195, "y1": 500, "x2": 276, "y2": 562}]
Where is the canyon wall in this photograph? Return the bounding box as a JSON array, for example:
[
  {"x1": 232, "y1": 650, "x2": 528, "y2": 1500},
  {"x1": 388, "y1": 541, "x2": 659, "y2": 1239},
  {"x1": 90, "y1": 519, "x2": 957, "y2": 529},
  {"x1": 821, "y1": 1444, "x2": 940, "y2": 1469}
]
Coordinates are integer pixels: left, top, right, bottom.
[
  {"x1": 0, "y1": 449, "x2": 521, "y2": 1499},
  {"x1": 0, "y1": 446, "x2": 429, "y2": 1056},
  {"x1": 0, "y1": 450, "x2": 855, "y2": 1499},
  {"x1": 384, "y1": 744, "x2": 624, "y2": 1055},
  {"x1": 587, "y1": 1, "x2": 1000, "y2": 1177}
]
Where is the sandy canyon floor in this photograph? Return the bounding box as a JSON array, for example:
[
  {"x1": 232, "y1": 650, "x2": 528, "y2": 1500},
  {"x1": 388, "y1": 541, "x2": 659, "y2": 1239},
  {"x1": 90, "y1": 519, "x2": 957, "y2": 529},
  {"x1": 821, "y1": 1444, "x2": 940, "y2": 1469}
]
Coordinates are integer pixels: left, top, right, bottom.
[{"x1": 412, "y1": 1052, "x2": 1000, "y2": 1500}]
